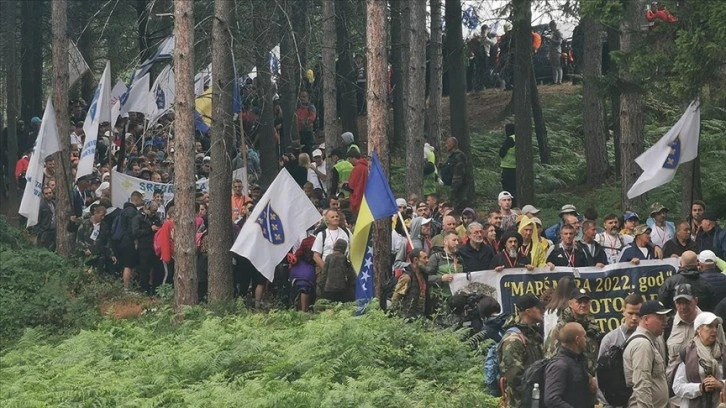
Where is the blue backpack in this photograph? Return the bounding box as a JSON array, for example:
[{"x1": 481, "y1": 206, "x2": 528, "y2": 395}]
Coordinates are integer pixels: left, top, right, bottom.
[
  {"x1": 484, "y1": 327, "x2": 525, "y2": 396},
  {"x1": 111, "y1": 215, "x2": 125, "y2": 242}
]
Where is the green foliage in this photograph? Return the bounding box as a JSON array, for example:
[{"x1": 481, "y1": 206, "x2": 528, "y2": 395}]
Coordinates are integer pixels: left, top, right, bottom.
[
  {"x1": 1, "y1": 305, "x2": 499, "y2": 407},
  {"x1": 0, "y1": 217, "x2": 117, "y2": 348}
]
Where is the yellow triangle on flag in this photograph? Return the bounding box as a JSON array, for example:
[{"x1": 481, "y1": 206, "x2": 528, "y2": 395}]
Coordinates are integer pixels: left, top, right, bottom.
[{"x1": 195, "y1": 88, "x2": 213, "y2": 126}]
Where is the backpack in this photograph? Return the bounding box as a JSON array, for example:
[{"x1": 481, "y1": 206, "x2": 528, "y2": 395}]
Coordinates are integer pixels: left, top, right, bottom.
[
  {"x1": 381, "y1": 268, "x2": 407, "y2": 308},
  {"x1": 485, "y1": 327, "x2": 525, "y2": 397},
  {"x1": 439, "y1": 157, "x2": 454, "y2": 186},
  {"x1": 519, "y1": 357, "x2": 554, "y2": 408},
  {"x1": 111, "y1": 214, "x2": 125, "y2": 242},
  {"x1": 596, "y1": 333, "x2": 648, "y2": 406}
]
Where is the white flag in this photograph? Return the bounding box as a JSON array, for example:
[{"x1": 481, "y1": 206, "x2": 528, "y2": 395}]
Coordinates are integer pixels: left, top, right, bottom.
[
  {"x1": 19, "y1": 98, "x2": 61, "y2": 228},
  {"x1": 119, "y1": 73, "x2": 151, "y2": 117},
  {"x1": 627, "y1": 100, "x2": 700, "y2": 199},
  {"x1": 194, "y1": 63, "x2": 212, "y2": 97},
  {"x1": 68, "y1": 41, "x2": 90, "y2": 87},
  {"x1": 147, "y1": 65, "x2": 175, "y2": 127},
  {"x1": 230, "y1": 169, "x2": 321, "y2": 281},
  {"x1": 78, "y1": 61, "x2": 112, "y2": 180},
  {"x1": 110, "y1": 80, "x2": 127, "y2": 128}
]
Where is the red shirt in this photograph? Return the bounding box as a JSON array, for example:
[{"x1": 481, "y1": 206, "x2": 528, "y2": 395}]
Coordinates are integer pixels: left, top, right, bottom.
[{"x1": 348, "y1": 159, "x2": 369, "y2": 215}]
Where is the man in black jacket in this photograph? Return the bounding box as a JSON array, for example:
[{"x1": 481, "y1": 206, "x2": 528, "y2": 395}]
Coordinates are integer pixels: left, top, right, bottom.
[
  {"x1": 576, "y1": 220, "x2": 607, "y2": 267},
  {"x1": 458, "y1": 222, "x2": 494, "y2": 272},
  {"x1": 545, "y1": 322, "x2": 596, "y2": 408},
  {"x1": 658, "y1": 250, "x2": 715, "y2": 311},
  {"x1": 116, "y1": 191, "x2": 144, "y2": 291},
  {"x1": 547, "y1": 224, "x2": 588, "y2": 269}
]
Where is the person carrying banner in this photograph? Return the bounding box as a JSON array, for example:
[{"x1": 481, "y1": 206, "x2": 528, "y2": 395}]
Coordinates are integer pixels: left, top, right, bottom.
[
  {"x1": 619, "y1": 224, "x2": 657, "y2": 264},
  {"x1": 577, "y1": 220, "x2": 608, "y2": 267},
  {"x1": 547, "y1": 224, "x2": 588, "y2": 269},
  {"x1": 647, "y1": 202, "x2": 675, "y2": 249},
  {"x1": 595, "y1": 213, "x2": 634, "y2": 265},
  {"x1": 490, "y1": 231, "x2": 534, "y2": 272},
  {"x1": 518, "y1": 215, "x2": 549, "y2": 268},
  {"x1": 663, "y1": 220, "x2": 698, "y2": 258}
]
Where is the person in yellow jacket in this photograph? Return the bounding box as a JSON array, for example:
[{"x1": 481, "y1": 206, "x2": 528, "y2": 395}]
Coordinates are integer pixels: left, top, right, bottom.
[
  {"x1": 499, "y1": 123, "x2": 516, "y2": 205},
  {"x1": 518, "y1": 215, "x2": 551, "y2": 268}
]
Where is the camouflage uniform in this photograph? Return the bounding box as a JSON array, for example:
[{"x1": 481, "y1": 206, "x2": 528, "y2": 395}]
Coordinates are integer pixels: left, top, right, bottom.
[
  {"x1": 390, "y1": 267, "x2": 427, "y2": 319},
  {"x1": 75, "y1": 218, "x2": 115, "y2": 274},
  {"x1": 497, "y1": 315, "x2": 544, "y2": 408},
  {"x1": 544, "y1": 307, "x2": 602, "y2": 376}
]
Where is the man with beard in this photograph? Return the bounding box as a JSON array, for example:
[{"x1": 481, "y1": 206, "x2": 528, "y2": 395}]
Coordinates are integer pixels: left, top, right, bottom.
[
  {"x1": 490, "y1": 231, "x2": 534, "y2": 272},
  {"x1": 663, "y1": 220, "x2": 697, "y2": 258},
  {"x1": 430, "y1": 215, "x2": 458, "y2": 252},
  {"x1": 458, "y1": 222, "x2": 494, "y2": 272},
  {"x1": 697, "y1": 211, "x2": 726, "y2": 258},
  {"x1": 688, "y1": 200, "x2": 705, "y2": 240},
  {"x1": 390, "y1": 248, "x2": 430, "y2": 319},
  {"x1": 619, "y1": 224, "x2": 657, "y2": 264},
  {"x1": 427, "y1": 231, "x2": 462, "y2": 315},
  {"x1": 547, "y1": 224, "x2": 588, "y2": 269}
]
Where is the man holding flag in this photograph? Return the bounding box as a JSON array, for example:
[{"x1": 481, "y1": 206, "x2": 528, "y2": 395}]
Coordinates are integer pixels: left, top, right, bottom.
[{"x1": 349, "y1": 152, "x2": 399, "y2": 308}]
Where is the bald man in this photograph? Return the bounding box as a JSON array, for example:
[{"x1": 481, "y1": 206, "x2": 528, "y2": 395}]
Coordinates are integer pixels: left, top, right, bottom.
[
  {"x1": 430, "y1": 215, "x2": 458, "y2": 252},
  {"x1": 545, "y1": 322, "x2": 596, "y2": 407},
  {"x1": 658, "y1": 250, "x2": 716, "y2": 311}
]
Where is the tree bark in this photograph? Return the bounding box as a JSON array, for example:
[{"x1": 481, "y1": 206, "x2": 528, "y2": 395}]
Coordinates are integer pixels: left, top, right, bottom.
[
  {"x1": 173, "y1": 0, "x2": 199, "y2": 309},
  {"x1": 607, "y1": 26, "x2": 622, "y2": 179},
  {"x1": 390, "y1": 0, "x2": 406, "y2": 155},
  {"x1": 322, "y1": 0, "x2": 339, "y2": 190},
  {"x1": 254, "y1": 3, "x2": 279, "y2": 188},
  {"x1": 207, "y1": 0, "x2": 235, "y2": 303},
  {"x1": 512, "y1": 0, "x2": 534, "y2": 206},
  {"x1": 582, "y1": 16, "x2": 609, "y2": 185},
  {"x1": 426, "y1": 0, "x2": 443, "y2": 153},
  {"x1": 404, "y1": 0, "x2": 426, "y2": 200},
  {"x1": 51, "y1": 0, "x2": 73, "y2": 259},
  {"x1": 21, "y1": 0, "x2": 44, "y2": 122},
  {"x1": 444, "y1": 0, "x2": 474, "y2": 203},
  {"x1": 529, "y1": 66, "x2": 549, "y2": 164},
  {"x1": 619, "y1": 0, "x2": 646, "y2": 210},
  {"x1": 4, "y1": 0, "x2": 19, "y2": 190},
  {"x1": 366, "y1": 0, "x2": 390, "y2": 309},
  {"x1": 135, "y1": 0, "x2": 150, "y2": 59},
  {"x1": 278, "y1": 0, "x2": 304, "y2": 147},
  {"x1": 336, "y1": 2, "x2": 359, "y2": 139}
]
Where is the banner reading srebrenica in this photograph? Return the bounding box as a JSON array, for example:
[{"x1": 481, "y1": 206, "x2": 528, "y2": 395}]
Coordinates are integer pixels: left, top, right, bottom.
[
  {"x1": 111, "y1": 170, "x2": 208, "y2": 208},
  {"x1": 449, "y1": 259, "x2": 680, "y2": 332}
]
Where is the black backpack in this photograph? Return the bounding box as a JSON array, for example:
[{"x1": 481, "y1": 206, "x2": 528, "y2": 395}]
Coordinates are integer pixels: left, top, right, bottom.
[
  {"x1": 519, "y1": 357, "x2": 552, "y2": 408},
  {"x1": 596, "y1": 333, "x2": 648, "y2": 406}
]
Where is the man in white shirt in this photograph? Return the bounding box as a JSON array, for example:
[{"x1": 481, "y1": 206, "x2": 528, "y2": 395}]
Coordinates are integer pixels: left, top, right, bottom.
[
  {"x1": 308, "y1": 149, "x2": 327, "y2": 194},
  {"x1": 312, "y1": 209, "x2": 350, "y2": 268},
  {"x1": 595, "y1": 213, "x2": 634, "y2": 264}
]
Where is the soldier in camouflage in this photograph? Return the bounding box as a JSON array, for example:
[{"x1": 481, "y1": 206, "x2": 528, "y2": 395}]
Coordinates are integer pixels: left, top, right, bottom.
[
  {"x1": 498, "y1": 294, "x2": 545, "y2": 408},
  {"x1": 544, "y1": 288, "x2": 603, "y2": 379},
  {"x1": 75, "y1": 203, "x2": 116, "y2": 274}
]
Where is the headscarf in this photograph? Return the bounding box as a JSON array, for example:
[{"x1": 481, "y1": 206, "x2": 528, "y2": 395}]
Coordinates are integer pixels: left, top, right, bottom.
[
  {"x1": 518, "y1": 215, "x2": 548, "y2": 267},
  {"x1": 694, "y1": 326, "x2": 724, "y2": 379}
]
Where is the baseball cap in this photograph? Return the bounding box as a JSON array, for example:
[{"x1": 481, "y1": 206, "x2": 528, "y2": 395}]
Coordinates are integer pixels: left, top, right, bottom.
[
  {"x1": 530, "y1": 217, "x2": 543, "y2": 226},
  {"x1": 521, "y1": 204, "x2": 541, "y2": 214},
  {"x1": 633, "y1": 224, "x2": 652, "y2": 237},
  {"x1": 416, "y1": 202, "x2": 428, "y2": 209},
  {"x1": 697, "y1": 250, "x2": 717, "y2": 264},
  {"x1": 637, "y1": 300, "x2": 671, "y2": 316},
  {"x1": 559, "y1": 204, "x2": 578, "y2": 216},
  {"x1": 673, "y1": 283, "x2": 694, "y2": 302},
  {"x1": 498, "y1": 191, "x2": 514, "y2": 201},
  {"x1": 312, "y1": 149, "x2": 323, "y2": 158},
  {"x1": 396, "y1": 198, "x2": 407, "y2": 207},
  {"x1": 570, "y1": 288, "x2": 592, "y2": 301},
  {"x1": 694, "y1": 312, "x2": 723, "y2": 330},
  {"x1": 516, "y1": 294, "x2": 544, "y2": 311},
  {"x1": 649, "y1": 202, "x2": 668, "y2": 215},
  {"x1": 624, "y1": 211, "x2": 640, "y2": 221}
]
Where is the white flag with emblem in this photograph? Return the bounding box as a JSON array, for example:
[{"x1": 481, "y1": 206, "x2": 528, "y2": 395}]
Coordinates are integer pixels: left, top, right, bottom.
[{"x1": 77, "y1": 61, "x2": 112, "y2": 180}]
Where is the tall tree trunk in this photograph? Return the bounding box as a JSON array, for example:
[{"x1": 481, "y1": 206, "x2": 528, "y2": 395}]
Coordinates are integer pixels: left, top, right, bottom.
[
  {"x1": 173, "y1": 0, "x2": 199, "y2": 309},
  {"x1": 404, "y1": 0, "x2": 426, "y2": 200},
  {"x1": 619, "y1": 0, "x2": 646, "y2": 210},
  {"x1": 366, "y1": 0, "x2": 390, "y2": 309},
  {"x1": 336, "y1": 2, "x2": 359, "y2": 139},
  {"x1": 21, "y1": 0, "x2": 44, "y2": 122},
  {"x1": 607, "y1": 26, "x2": 621, "y2": 179},
  {"x1": 207, "y1": 0, "x2": 235, "y2": 303},
  {"x1": 390, "y1": 0, "x2": 406, "y2": 155},
  {"x1": 4, "y1": 0, "x2": 19, "y2": 189},
  {"x1": 278, "y1": 0, "x2": 301, "y2": 147},
  {"x1": 254, "y1": 4, "x2": 279, "y2": 188},
  {"x1": 444, "y1": 0, "x2": 474, "y2": 202},
  {"x1": 582, "y1": 16, "x2": 609, "y2": 185},
  {"x1": 680, "y1": 157, "x2": 701, "y2": 217},
  {"x1": 136, "y1": 0, "x2": 150, "y2": 58},
  {"x1": 322, "y1": 0, "x2": 339, "y2": 190},
  {"x1": 426, "y1": 0, "x2": 443, "y2": 153},
  {"x1": 529, "y1": 66, "x2": 549, "y2": 164},
  {"x1": 512, "y1": 0, "x2": 534, "y2": 205},
  {"x1": 51, "y1": 0, "x2": 73, "y2": 258}
]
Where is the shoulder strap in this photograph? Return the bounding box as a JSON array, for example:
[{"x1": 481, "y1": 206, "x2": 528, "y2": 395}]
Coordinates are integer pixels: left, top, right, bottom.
[
  {"x1": 502, "y1": 326, "x2": 526, "y2": 348},
  {"x1": 624, "y1": 333, "x2": 650, "y2": 349}
]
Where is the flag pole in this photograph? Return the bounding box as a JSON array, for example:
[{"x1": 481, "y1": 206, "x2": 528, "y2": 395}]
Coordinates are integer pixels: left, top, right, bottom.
[{"x1": 397, "y1": 211, "x2": 414, "y2": 249}]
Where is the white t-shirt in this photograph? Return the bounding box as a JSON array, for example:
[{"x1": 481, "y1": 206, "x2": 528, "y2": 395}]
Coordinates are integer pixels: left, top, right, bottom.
[
  {"x1": 595, "y1": 232, "x2": 634, "y2": 264},
  {"x1": 650, "y1": 224, "x2": 672, "y2": 248},
  {"x1": 312, "y1": 227, "x2": 350, "y2": 261},
  {"x1": 307, "y1": 165, "x2": 327, "y2": 193}
]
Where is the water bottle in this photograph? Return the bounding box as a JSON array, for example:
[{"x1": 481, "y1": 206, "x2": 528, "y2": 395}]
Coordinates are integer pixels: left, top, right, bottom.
[{"x1": 531, "y1": 383, "x2": 541, "y2": 408}]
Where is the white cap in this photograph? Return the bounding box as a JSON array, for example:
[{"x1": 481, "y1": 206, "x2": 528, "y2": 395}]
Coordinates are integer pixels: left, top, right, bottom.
[
  {"x1": 521, "y1": 204, "x2": 540, "y2": 214},
  {"x1": 420, "y1": 217, "x2": 433, "y2": 225},
  {"x1": 312, "y1": 149, "x2": 323, "y2": 158},
  {"x1": 95, "y1": 181, "x2": 110, "y2": 197},
  {"x1": 396, "y1": 198, "x2": 407, "y2": 207},
  {"x1": 498, "y1": 191, "x2": 514, "y2": 201},
  {"x1": 698, "y1": 250, "x2": 717, "y2": 264},
  {"x1": 694, "y1": 312, "x2": 723, "y2": 330}
]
